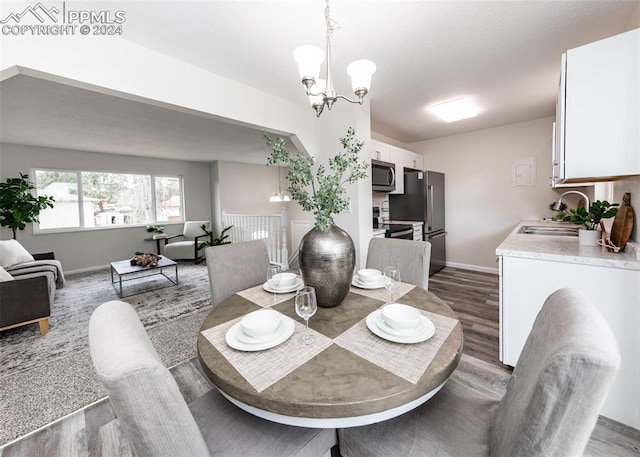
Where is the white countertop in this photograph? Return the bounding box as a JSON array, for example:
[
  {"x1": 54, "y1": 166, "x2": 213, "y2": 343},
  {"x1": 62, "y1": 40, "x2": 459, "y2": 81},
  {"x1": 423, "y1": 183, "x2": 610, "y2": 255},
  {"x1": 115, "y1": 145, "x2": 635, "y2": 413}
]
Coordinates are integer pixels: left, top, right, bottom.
[{"x1": 496, "y1": 220, "x2": 640, "y2": 271}]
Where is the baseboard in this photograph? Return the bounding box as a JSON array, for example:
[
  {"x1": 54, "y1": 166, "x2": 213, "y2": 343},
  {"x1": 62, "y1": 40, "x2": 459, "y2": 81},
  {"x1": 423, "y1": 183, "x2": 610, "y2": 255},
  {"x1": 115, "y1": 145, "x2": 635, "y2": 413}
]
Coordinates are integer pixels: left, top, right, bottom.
[
  {"x1": 445, "y1": 261, "x2": 499, "y2": 275},
  {"x1": 65, "y1": 265, "x2": 110, "y2": 275}
]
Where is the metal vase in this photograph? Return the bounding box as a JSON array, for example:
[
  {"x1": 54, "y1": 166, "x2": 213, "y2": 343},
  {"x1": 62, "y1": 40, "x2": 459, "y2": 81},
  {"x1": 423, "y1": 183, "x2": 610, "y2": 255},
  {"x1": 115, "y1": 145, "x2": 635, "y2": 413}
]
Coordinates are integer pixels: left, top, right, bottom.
[{"x1": 298, "y1": 225, "x2": 356, "y2": 308}]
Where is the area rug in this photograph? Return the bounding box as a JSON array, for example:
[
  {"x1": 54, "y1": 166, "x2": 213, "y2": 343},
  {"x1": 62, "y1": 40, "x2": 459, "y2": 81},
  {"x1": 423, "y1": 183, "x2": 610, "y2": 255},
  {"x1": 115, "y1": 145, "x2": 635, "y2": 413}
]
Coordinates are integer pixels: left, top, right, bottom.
[{"x1": 0, "y1": 262, "x2": 212, "y2": 445}]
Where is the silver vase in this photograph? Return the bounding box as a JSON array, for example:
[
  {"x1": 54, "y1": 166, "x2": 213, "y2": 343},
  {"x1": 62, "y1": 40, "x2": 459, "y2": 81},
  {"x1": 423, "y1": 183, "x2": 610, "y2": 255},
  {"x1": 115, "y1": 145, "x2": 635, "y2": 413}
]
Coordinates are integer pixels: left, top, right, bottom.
[{"x1": 298, "y1": 225, "x2": 356, "y2": 308}]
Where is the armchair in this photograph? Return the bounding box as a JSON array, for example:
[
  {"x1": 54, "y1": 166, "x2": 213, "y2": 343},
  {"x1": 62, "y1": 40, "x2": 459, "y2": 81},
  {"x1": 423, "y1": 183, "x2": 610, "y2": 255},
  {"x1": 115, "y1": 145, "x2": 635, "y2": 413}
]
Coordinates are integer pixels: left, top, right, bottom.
[
  {"x1": 0, "y1": 251, "x2": 65, "y2": 335},
  {"x1": 163, "y1": 221, "x2": 210, "y2": 264}
]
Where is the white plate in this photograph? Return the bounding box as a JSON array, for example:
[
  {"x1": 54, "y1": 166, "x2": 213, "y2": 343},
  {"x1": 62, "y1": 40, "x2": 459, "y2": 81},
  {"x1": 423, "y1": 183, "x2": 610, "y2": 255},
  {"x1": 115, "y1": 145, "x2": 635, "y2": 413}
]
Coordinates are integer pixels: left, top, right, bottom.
[
  {"x1": 262, "y1": 278, "x2": 304, "y2": 294},
  {"x1": 366, "y1": 310, "x2": 435, "y2": 344},
  {"x1": 226, "y1": 316, "x2": 295, "y2": 351},
  {"x1": 236, "y1": 317, "x2": 286, "y2": 344},
  {"x1": 351, "y1": 276, "x2": 387, "y2": 290},
  {"x1": 376, "y1": 315, "x2": 424, "y2": 337}
]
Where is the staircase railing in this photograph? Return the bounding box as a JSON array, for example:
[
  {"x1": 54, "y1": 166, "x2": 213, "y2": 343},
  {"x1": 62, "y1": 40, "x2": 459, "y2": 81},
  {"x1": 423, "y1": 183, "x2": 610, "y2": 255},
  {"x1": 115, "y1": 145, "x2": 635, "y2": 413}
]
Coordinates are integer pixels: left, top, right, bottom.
[{"x1": 222, "y1": 208, "x2": 289, "y2": 270}]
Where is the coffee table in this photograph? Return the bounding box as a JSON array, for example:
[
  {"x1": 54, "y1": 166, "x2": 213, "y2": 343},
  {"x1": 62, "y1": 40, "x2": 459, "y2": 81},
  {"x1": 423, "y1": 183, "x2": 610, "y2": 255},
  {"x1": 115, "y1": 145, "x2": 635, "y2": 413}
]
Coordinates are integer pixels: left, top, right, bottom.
[{"x1": 110, "y1": 256, "x2": 178, "y2": 298}]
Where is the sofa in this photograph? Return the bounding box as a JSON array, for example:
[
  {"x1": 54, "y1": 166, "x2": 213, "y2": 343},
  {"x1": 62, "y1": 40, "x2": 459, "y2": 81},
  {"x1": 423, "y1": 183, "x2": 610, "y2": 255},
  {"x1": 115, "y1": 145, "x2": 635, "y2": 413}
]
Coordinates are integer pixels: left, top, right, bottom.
[{"x1": 0, "y1": 240, "x2": 66, "y2": 335}]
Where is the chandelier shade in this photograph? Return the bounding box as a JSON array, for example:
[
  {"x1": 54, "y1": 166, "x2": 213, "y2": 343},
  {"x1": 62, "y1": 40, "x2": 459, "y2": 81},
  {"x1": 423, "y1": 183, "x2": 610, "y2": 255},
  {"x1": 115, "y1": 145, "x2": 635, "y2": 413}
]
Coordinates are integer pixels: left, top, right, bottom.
[{"x1": 293, "y1": 0, "x2": 376, "y2": 117}]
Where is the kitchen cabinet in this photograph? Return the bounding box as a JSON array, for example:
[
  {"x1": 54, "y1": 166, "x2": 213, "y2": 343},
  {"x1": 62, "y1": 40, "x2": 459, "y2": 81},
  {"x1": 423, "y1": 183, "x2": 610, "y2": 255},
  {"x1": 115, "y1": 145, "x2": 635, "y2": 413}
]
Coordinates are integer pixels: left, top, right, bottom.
[
  {"x1": 497, "y1": 225, "x2": 640, "y2": 429},
  {"x1": 553, "y1": 28, "x2": 640, "y2": 186},
  {"x1": 371, "y1": 140, "x2": 425, "y2": 194}
]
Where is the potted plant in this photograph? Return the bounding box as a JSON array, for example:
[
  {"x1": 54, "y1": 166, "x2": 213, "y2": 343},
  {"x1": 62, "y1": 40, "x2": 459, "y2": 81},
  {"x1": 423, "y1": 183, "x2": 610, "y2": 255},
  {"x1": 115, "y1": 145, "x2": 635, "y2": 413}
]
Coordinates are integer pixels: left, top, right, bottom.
[
  {"x1": 145, "y1": 224, "x2": 165, "y2": 234},
  {"x1": 0, "y1": 173, "x2": 55, "y2": 239},
  {"x1": 197, "y1": 224, "x2": 233, "y2": 250},
  {"x1": 560, "y1": 200, "x2": 619, "y2": 246},
  {"x1": 265, "y1": 127, "x2": 369, "y2": 307}
]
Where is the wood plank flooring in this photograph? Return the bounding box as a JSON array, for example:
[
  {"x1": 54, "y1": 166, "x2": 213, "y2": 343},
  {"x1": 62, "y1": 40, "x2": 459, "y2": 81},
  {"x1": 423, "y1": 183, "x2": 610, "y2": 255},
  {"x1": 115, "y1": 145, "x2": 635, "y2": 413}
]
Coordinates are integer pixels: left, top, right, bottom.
[{"x1": 2, "y1": 267, "x2": 638, "y2": 456}]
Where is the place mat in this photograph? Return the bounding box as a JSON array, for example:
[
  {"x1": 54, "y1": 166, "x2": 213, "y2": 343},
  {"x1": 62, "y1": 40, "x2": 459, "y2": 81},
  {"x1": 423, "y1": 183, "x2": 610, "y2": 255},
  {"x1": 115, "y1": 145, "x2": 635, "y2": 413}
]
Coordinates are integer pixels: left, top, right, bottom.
[
  {"x1": 350, "y1": 282, "x2": 415, "y2": 303},
  {"x1": 334, "y1": 310, "x2": 458, "y2": 384},
  {"x1": 237, "y1": 283, "x2": 298, "y2": 307},
  {"x1": 200, "y1": 315, "x2": 332, "y2": 392}
]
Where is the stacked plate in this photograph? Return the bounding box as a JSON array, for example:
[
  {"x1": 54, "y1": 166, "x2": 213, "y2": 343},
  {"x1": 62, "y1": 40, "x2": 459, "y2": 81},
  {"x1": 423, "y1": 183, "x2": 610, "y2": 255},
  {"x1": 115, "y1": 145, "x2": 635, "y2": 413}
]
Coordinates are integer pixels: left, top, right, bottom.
[
  {"x1": 366, "y1": 303, "x2": 435, "y2": 344},
  {"x1": 352, "y1": 268, "x2": 386, "y2": 289},
  {"x1": 226, "y1": 309, "x2": 295, "y2": 351},
  {"x1": 262, "y1": 274, "x2": 304, "y2": 293}
]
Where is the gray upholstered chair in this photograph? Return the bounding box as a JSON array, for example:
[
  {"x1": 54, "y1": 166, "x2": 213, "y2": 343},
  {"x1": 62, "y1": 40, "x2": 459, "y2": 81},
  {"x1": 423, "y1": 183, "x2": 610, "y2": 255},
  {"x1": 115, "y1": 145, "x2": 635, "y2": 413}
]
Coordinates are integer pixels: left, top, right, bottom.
[
  {"x1": 89, "y1": 300, "x2": 337, "y2": 457},
  {"x1": 365, "y1": 237, "x2": 431, "y2": 289},
  {"x1": 338, "y1": 288, "x2": 620, "y2": 457},
  {"x1": 163, "y1": 220, "x2": 210, "y2": 263},
  {"x1": 205, "y1": 239, "x2": 271, "y2": 306}
]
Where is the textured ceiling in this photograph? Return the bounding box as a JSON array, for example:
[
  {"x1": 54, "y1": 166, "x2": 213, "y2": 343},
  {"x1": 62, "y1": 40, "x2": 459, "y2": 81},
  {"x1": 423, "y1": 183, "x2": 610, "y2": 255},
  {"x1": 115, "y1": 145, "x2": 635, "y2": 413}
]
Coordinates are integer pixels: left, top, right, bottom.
[{"x1": 1, "y1": 0, "x2": 637, "y2": 162}]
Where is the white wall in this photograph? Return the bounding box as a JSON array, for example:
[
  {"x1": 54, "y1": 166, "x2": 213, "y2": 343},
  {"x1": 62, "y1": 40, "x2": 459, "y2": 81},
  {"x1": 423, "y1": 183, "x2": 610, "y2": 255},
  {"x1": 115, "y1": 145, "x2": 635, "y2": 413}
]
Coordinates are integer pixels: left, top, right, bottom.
[
  {"x1": 410, "y1": 116, "x2": 592, "y2": 272},
  {"x1": 0, "y1": 143, "x2": 212, "y2": 272}
]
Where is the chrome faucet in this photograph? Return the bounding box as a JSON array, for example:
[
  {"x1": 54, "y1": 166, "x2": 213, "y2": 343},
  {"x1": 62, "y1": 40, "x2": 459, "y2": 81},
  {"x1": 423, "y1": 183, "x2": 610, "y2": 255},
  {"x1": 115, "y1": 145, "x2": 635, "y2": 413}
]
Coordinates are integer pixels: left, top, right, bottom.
[{"x1": 552, "y1": 190, "x2": 590, "y2": 211}]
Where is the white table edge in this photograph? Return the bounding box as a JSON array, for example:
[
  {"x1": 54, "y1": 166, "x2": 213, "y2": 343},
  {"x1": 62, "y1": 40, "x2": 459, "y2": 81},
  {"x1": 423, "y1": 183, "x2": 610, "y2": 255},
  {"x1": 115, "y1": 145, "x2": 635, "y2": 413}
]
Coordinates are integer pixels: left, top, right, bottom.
[{"x1": 216, "y1": 380, "x2": 447, "y2": 428}]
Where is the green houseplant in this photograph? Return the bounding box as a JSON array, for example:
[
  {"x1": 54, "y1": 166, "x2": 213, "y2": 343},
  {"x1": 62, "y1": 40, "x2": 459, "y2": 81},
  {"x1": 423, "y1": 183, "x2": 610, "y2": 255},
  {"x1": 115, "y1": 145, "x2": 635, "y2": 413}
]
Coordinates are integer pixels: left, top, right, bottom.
[
  {"x1": 0, "y1": 173, "x2": 55, "y2": 239},
  {"x1": 560, "y1": 200, "x2": 619, "y2": 230},
  {"x1": 198, "y1": 224, "x2": 233, "y2": 250},
  {"x1": 264, "y1": 127, "x2": 369, "y2": 308}
]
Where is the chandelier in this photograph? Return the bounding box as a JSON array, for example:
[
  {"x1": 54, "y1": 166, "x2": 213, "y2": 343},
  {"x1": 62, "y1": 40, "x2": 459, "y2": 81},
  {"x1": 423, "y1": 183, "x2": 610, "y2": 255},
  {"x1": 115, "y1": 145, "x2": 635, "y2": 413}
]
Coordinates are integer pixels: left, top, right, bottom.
[
  {"x1": 293, "y1": 0, "x2": 376, "y2": 117},
  {"x1": 269, "y1": 166, "x2": 290, "y2": 202}
]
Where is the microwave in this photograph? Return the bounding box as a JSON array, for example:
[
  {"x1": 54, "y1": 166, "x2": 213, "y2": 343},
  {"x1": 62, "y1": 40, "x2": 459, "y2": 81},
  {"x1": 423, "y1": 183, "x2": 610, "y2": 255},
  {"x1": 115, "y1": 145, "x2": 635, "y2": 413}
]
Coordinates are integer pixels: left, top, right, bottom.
[{"x1": 371, "y1": 159, "x2": 396, "y2": 192}]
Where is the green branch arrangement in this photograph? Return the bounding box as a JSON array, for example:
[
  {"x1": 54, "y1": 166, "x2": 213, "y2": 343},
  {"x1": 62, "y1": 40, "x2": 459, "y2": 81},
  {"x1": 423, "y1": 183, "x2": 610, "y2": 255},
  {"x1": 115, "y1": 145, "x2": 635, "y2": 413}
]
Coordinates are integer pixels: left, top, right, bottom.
[{"x1": 265, "y1": 127, "x2": 369, "y2": 231}]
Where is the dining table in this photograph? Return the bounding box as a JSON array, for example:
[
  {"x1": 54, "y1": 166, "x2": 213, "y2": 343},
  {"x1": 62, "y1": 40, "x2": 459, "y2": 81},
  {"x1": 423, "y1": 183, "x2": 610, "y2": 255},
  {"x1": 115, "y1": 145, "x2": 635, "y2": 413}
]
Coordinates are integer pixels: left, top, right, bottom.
[{"x1": 197, "y1": 278, "x2": 463, "y2": 428}]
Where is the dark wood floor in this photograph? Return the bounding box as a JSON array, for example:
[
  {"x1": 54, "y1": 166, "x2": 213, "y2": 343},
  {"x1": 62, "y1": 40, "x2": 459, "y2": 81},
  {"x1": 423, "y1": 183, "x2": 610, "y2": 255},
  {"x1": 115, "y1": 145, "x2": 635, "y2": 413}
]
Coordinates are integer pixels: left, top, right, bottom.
[
  {"x1": 428, "y1": 267, "x2": 501, "y2": 367},
  {"x1": 2, "y1": 267, "x2": 639, "y2": 456}
]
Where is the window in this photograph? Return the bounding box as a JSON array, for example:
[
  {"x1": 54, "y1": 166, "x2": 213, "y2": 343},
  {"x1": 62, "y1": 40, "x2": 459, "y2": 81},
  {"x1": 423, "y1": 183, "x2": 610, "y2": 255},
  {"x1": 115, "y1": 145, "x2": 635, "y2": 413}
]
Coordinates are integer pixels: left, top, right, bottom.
[{"x1": 34, "y1": 169, "x2": 183, "y2": 232}]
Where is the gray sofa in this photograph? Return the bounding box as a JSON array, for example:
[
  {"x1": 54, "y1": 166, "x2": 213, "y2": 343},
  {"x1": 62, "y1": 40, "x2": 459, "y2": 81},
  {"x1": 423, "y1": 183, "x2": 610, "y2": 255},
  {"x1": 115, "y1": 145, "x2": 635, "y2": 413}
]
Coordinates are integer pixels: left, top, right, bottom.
[{"x1": 0, "y1": 252, "x2": 65, "y2": 335}]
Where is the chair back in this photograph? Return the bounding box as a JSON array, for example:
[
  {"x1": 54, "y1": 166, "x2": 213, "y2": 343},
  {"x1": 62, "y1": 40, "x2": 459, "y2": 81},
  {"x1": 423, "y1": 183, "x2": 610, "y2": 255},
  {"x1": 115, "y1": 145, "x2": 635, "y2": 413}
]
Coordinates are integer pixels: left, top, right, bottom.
[
  {"x1": 183, "y1": 221, "x2": 209, "y2": 240},
  {"x1": 89, "y1": 300, "x2": 210, "y2": 457},
  {"x1": 205, "y1": 239, "x2": 271, "y2": 306},
  {"x1": 366, "y1": 237, "x2": 431, "y2": 289},
  {"x1": 492, "y1": 288, "x2": 620, "y2": 457}
]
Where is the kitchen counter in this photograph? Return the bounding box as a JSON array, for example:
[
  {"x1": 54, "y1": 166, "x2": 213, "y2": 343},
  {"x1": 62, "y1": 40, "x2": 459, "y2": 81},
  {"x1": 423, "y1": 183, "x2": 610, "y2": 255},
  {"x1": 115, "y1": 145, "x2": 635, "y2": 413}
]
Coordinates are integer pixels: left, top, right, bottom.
[{"x1": 496, "y1": 220, "x2": 640, "y2": 271}]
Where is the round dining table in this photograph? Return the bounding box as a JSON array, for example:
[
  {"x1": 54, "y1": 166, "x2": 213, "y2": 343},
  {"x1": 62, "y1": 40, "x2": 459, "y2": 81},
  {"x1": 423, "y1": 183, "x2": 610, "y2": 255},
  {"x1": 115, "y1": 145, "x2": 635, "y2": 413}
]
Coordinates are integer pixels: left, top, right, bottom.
[{"x1": 197, "y1": 280, "x2": 463, "y2": 428}]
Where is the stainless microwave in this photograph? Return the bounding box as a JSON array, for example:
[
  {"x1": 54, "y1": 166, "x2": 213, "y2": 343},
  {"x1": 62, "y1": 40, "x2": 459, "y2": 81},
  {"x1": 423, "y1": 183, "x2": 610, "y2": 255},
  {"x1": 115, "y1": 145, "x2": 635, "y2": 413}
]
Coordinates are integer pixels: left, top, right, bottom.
[{"x1": 371, "y1": 159, "x2": 396, "y2": 192}]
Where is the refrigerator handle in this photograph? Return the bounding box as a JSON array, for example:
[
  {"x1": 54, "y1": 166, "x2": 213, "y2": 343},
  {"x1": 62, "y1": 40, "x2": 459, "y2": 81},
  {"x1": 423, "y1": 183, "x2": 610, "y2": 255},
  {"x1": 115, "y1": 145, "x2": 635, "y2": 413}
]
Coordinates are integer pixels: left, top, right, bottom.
[{"x1": 427, "y1": 184, "x2": 433, "y2": 231}]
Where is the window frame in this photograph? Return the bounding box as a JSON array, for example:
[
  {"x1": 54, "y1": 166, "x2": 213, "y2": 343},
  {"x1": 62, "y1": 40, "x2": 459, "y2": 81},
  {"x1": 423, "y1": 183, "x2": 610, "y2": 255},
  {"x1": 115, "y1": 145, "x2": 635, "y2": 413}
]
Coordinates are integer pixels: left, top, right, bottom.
[{"x1": 31, "y1": 167, "x2": 184, "y2": 235}]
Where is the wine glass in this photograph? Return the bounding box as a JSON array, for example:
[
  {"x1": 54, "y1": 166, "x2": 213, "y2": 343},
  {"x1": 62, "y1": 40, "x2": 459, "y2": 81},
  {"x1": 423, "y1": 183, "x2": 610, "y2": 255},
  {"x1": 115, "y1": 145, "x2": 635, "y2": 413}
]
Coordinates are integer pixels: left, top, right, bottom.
[
  {"x1": 383, "y1": 266, "x2": 401, "y2": 303},
  {"x1": 295, "y1": 286, "x2": 318, "y2": 344},
  {"x1": 267, "y1": 265, "x2": 282, "y2": 303}
]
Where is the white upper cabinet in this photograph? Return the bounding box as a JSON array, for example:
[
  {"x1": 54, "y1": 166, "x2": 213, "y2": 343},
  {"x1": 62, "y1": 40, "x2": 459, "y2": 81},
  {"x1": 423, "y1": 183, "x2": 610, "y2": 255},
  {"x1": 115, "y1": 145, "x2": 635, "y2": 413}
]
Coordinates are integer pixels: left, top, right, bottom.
[
  {"x1": 371, "y1": 140, "x2": 424, "y2": 194},
  {"x1": 554, "y1": 28, "x2": 640, "y2": 186}
]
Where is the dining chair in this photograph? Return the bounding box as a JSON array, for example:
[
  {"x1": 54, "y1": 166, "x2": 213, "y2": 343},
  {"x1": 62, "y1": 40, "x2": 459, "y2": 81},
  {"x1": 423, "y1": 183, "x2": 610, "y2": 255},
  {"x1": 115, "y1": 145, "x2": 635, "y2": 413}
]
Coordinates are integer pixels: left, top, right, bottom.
[
  {"x1": 365, "y1": 237, "x2": 431, "y2": 289},
  {"x1": 205, "y1": 239, "x2": 272, "y2": 306},
  {"x1": 89, "y1": 300, "x2": 337, "y2": 457},
  {"x1": 338, "y1": 287, "x2": 620, "y2": 457},
  {"x1": 163, "y1": 220, "x2": 209, "y2": 263}
]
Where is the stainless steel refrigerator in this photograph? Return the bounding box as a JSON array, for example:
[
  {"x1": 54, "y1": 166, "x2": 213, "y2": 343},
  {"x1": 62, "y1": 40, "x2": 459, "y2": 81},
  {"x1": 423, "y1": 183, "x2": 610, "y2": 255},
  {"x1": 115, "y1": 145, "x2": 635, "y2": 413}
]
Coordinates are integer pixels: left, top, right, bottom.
[{"x1": 389, "y1": 170, "x2": 445, "y2": 276}]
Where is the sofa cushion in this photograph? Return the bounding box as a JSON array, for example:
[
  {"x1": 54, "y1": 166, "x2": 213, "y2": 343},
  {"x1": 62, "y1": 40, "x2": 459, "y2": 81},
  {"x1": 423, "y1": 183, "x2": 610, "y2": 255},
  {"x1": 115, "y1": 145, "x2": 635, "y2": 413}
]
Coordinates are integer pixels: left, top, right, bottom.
[
  {"x1": 0, "y1": 240, "x2": 35, "y2": 268},
  {"x1": 0, "y1": 266, "x2": 14, "y2": 281}
]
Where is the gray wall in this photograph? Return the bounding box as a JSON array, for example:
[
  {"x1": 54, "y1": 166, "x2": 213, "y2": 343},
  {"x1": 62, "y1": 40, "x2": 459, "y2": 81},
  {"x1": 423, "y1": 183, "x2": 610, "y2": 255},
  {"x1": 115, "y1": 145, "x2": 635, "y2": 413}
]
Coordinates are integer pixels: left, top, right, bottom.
[{"x1": 0, "y1": 143, "x2": 212, "y2": 272}]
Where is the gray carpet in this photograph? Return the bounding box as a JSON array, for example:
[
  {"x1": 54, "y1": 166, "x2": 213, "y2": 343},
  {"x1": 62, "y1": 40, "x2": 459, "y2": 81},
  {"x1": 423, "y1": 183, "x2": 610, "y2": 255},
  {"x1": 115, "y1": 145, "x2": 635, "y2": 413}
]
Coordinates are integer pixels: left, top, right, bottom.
[{"x1": 0, "y1": 262, "x2": 212, "y2": 446}]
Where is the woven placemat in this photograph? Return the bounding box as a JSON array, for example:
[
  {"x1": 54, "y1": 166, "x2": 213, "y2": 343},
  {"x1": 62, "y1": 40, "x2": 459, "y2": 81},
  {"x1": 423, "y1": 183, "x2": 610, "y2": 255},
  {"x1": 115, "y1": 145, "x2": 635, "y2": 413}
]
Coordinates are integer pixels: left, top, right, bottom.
[
  {"x1": 350, "y1": 282, "x2": 415, "y2": 302},
  {"x1": 201, "y1": 314, "x2": 332, "y2": 392},
  {"x1": 334, "y1": 309, "x2": 458, "y2": 384},
  {"x1": 237, "y1": 283, "x2": 298, "y2": 307}
]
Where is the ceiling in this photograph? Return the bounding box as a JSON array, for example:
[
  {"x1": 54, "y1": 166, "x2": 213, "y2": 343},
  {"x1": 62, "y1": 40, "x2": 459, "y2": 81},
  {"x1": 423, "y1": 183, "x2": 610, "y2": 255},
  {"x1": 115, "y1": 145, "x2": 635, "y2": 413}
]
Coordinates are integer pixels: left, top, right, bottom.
[{"x1": 1, "y1": 0, "x2": 637, "y2": 163}]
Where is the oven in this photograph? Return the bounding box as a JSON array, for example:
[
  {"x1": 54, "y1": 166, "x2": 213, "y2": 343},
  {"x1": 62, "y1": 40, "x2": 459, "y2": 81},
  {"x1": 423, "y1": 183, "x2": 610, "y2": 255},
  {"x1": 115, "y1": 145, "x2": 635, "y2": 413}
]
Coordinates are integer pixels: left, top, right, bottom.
[{"x1": 384, "y1": 224, "x2": 414, "y2": 240}]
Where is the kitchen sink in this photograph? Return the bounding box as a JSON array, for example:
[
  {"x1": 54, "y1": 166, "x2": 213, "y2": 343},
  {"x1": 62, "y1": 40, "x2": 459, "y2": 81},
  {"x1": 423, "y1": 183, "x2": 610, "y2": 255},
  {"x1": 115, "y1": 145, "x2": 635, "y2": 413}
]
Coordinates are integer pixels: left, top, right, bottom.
[{"x1": 517, "y1": 225, "x2": 579, "y2": 236}]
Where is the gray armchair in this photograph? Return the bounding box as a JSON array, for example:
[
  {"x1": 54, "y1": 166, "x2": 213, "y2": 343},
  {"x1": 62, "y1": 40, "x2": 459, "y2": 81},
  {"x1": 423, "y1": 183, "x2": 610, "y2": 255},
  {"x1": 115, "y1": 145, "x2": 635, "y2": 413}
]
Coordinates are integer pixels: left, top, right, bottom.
[
  {"x1": 89, "y1": 300, "x2": 337, "y2": 457},
  {"x1": 338, "y1": 288, "x2": 620, "y2": 456},
  {"x1": 0, "y1": 252, "x2": 64, "y2": 335}
]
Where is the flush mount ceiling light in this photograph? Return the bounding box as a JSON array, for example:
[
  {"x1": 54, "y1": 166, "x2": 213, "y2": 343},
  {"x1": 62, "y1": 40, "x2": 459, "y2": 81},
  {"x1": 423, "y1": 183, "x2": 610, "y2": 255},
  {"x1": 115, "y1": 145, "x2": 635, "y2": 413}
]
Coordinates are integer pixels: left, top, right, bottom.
[
  {"x1": 293, "y1": 0, "x2": 376, "y2": 117},
  {"x1": 269, "y1": 166, "x2": 291, "y2": 203},
  {"x1": 429, "y1": 98, "x2": 478, "y2": 123}
]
